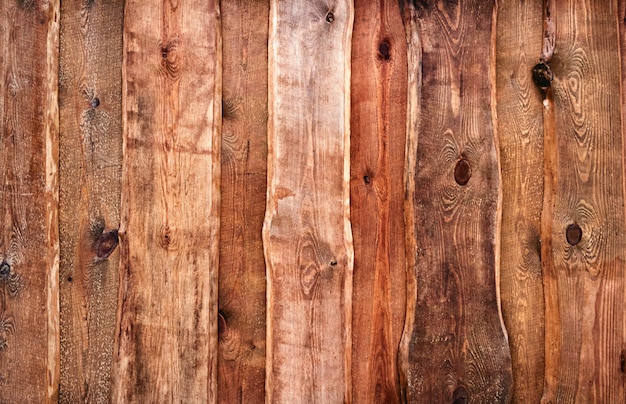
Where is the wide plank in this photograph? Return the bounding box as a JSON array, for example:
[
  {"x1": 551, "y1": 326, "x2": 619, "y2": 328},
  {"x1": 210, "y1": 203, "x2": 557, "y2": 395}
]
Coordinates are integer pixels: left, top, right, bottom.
[
  {"x1": 263, "y1": 1, "x2": 354, "y2": 402},
  {"x1": 58, "y1": 0, "x2": 123, "y2": 401},
  {"x1": 541, "y1": 1, "x2": 626, "y2": 401},
  {"x1": 110, "y1": 1, "x2": 221, "y2": 401},
  {"x1": 0, "y1": 0, "x2": 60, "y2": 402},
  {"x1": 398, "y1": 1, "x2": 513, "y2": 401},
  {"x1": 218, "y1": 0, "x2": 269, "y2": 402},
  {"x1": 350, "y1": 1, "x2": 407, "y2": 402}
]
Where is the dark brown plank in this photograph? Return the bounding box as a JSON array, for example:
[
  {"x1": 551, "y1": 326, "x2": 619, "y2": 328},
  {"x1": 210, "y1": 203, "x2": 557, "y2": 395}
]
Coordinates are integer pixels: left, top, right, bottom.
[
  {"x1": 58, "y1": 0, "x2": 123, "y2": 402},
  {"x1": 218, "y1": 1, "x2": 269, "y2": 402},
  {"x1": 398, "y1": 1, "x2": 512, "y2": 401},
  {"x1": 350, "y1": 1, "x2": 407, "y2": 402},
  {"x1": 495, "y1": 0, "x2": 545, "y2": 402},
  {"x1": 264, "y1": 1, "x2": 354, "y2": 402},
  {"x1": 541, "y1": 1, "x2": 626, "y2": 401},
  {"x1": 0, "y1": 0, "x2": 60, "y2": 402},
  {"x1": 110, "y1": 1, "x2": 221, "y2": 401}
]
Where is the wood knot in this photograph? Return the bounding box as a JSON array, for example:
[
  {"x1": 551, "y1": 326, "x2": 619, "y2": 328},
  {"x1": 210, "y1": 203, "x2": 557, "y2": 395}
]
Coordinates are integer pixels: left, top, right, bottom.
[
  {"x1": 378, "y1": 40, "x2": 391, "y2": 61},
  {"x1": 95, "y1": 229, "x2": 119, "y2": 259},
  {"x1": 566, "y1": 223, "x2": 582, "y2": 245},
  {"x1": 453, "y1": 386, "x2": 469, "y2": 404},
  {"x1": 90, "y1": 97, "x2": 100, "y2": 108},
  {"x1": 159, "y1": 41, "x2": 181, "y2": 80},
  {"x1": 454, "y1": 157, "x2": 471, "y2": 185},
  {"x1": 532, "y1": 63, "x2": 553, "y2": 88},
  {"x1": 325, "y1": 11, "x2": 334, "y2": 23},
  {"x1": 0, "y1": 261, "x2": 10, "y2": 278}
]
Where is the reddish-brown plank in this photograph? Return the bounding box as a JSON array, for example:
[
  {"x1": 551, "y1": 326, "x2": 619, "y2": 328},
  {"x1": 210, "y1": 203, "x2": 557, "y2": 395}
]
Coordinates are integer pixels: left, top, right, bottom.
[
  {"x1": 110, "y1": 1, "x2": 221, "y2": 401},
  {"x1": 58, "y1": 0, "x2": 123, "y2": 402},
  {"x1": 218, "y1": 0, "x2": 269, "y2": 402},
  {"x1": 350, "y1": 1, "x2": 407, "y2": 402},
  {"x1": 398, "y1": 1, "x2": 512, "y2": 401},
  {"x1": 0, "y1": 0, "x2": 60, "y2": 402},
  {"x1": 264, "y1": 1, "x2": 354, "y2": 402},
  {"x1": 541, "y1": 1, "x2": 626, "y2": 401}
]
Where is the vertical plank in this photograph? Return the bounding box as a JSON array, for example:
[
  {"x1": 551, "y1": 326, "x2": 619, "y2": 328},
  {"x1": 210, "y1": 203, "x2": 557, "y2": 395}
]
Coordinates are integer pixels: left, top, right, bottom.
[
  {"x1": 263, "y1": 1, "x2": 354, "y2": 402},
  {"x1": 495, "y1": 0, "x2": 545, "y2": 402},
  {"x1": 0, "y1": 0, "x2": 60, "y2": 402},
  {"x1": 541, "y1": 0, "x2": 626, "y2": 401},
  {"x1": 398, "y1": 1, "x2": 513, "y2": 402},
  {"x1": 110, "y1": 0, "x2": 221, "y2": 402},
  {"x1": 58, "y1": 0, "x2": 123, "y2": 401},
  {"x1": 350, "y1": 1, "x2": 406, "y2": 402},
  {"x1": 218, "y1": 1, "x2": 269, "y2": 402}
]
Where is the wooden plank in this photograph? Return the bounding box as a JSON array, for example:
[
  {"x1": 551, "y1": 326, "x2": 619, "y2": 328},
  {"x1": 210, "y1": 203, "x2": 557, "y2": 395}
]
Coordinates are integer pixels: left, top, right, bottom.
[
  {"x1": 0, "y1": 0, "x2": 60, "y2": 402},
  {"x1": 110, "y1": 1, "x2": 221, "y2": 402},
  {"x1": 218, "y1": 1, "x2": 269, "y2": 402},
  {"x1": 58, "y1": 0, "x2": 123, "y2": 401},
  {"x1": 495, "y1": 0, "x2": 545, "y2": 402},
  {"x1": 541, "y1": 1, "x2": 626, "y2": 401},
  {"x1": 350, "y1": 1, "x2": 406, "y2": 402},
  {"x1": 263, "y1": 1, "x2": 354, "y2": 402},
  {"x1": 398, "y1": 1, "x2": 512, "y2": 401}
]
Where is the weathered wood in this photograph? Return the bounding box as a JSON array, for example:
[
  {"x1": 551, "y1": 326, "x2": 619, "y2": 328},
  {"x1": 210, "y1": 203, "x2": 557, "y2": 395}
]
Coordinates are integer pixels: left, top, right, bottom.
[
  {"x1": 218, "y1": 0, "x2": 269, "y2": 402},
  {"x1": 0, "y1": 0, "x2": 60, "y2": 402},
  {"x1": 350, "y1": 1, "x2": 406, "y2": 402},
  {"x1": 398, "y1": 1, "x2": 512, "y2": 401},
  {"x1": 541, "y1": 1, "x2": 626, "y2": 401},
  {"x1": 110, "y1": 1, "x2": 221, "y2": 402},
  {"x1": 58, "y1": 0, "x2": 123, "y2": 401},
  {"x1": 264, "y1": 1, "x2": 354, "y2": 402},
  {"x1": 495, "y1": 0, "x2": 545, "y2": 402}
]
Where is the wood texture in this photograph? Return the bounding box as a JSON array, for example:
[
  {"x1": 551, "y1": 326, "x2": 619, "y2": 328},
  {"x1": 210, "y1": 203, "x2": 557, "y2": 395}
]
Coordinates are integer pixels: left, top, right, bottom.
[
  {"x1": 263, "y1": 1, "x2": 354, "y2": 402},
  {"x1": 58, "y1": 0, "x2": 123, "y2": 401},
  {"x1": 541, "y1": 1, "x2": 626, "y2": 401},
  {"x1": 0, "y1": 0, "x2": 59, "y2": 402},
  {"x1": 350, "y1": 1, "x2": 406, "y2": 402},
  {"x1": 110, "y1": 1, "x2": 221, "y2": 402},
  {"x1": 398, "y1": 1, "x2": 513, "y2": 401},
  {"x1": 495, "y1": 0, "x2": 545, "y2": 402},
  {"x1": 218, "y1": 1, "x2": 269, "y2": 402}
]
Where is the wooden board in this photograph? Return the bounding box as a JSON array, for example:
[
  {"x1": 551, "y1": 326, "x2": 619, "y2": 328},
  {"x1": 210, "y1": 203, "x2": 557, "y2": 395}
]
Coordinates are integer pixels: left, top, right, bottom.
[
  {"x1": 398, "y1": 1, "x2": 513, "y2": 401},
  {"x1": 541, "y1": 1, "x2": 626, "y2": 401},
  {"x1": 263, "y1": 1, "x2": 354, "y2": 402},
  {"x1": 110, "y1": 1, "x2": 221, "y2": 401},
  {"x1": 0, "y1": 0, "x2": 59, "y2": 402},
  {"x1": 350, "y1": 1, "x2": 406, "y2": 402},
  {"x1": 218, "y1": 0, "x2": 269, "y2": 402},
  {"x1": 58, "y1": 0, "x2": 123, "y2": 401},
  {"x1": 495, "y1": 0, "x2": 545, "y2": 402}
]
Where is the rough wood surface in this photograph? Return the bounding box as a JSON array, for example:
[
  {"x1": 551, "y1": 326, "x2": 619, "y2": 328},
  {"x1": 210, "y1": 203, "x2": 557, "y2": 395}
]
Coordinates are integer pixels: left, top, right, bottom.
[
  {"x1": 495, "y1": 0, "x2": 545, "y2": 402},
  {"x1": 350, "y1": 1, "x2": 406, "y2": 402},
  {"x1": 398, "y1": 1, "x2": 512, "y2": 401},
  {"x1": 218, "y1": 1, "x2": 269, "y2": 402},
  {"x1": 110, "y1": 1, "x2": 221, "y2": 402},
  {"x1": 263, "y1": 1, "x2": 354, "y2": 402},
  {"x1": 541, "y1": 1, "x2": 626, "y2": 402},
  {"x1": 58, "y1": 0, "x2": 123, "y2": 402}
]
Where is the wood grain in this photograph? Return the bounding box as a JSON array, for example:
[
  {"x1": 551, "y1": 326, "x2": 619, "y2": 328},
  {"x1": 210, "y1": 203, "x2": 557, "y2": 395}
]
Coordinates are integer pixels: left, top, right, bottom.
[
  {"x1": 0, "y1": 0, "x2": 60, "y2": 402},
  {"x1": 350, "y1": 1, "x2": 407, "y2": 402},
  {"x1": 218, "y1": 1, "x2": 269, "y2": 402},
  {"x1": 495, "y1": 0, "x2": 545, "y2": 402},
  {"x1": 110, "y1": 1, "x2": 221, "y2": 401},
  {"x1": 541, "y1": 1, "x2": 626, "y2": 402},
  {"x1": 398, "y1": 1, "x2": 513, "y2": 401},
  {"x1": 264, "y1": 1, "x2": 354, "y2": 402},
  {"x1": 58, "y1": 0, "x2": 123, "y2": 401}
]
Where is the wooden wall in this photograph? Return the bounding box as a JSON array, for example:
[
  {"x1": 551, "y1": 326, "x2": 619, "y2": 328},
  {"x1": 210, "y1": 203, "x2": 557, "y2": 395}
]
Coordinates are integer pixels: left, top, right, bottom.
[{"x1": 1, "y1": 0, "x2": 625, "y2": 402}]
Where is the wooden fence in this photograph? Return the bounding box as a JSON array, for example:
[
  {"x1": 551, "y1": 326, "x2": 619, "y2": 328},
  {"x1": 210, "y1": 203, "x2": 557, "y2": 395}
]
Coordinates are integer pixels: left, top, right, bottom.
[{"x1": 1, "y1": 0, "x2": 625, "y2": 402}]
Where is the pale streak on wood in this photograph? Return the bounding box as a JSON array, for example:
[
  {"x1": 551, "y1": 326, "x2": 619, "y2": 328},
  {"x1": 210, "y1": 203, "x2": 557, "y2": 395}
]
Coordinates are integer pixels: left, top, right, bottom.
[
  {"x1": 111, "y1": 0, "x2": 221, "y2": 402},
  {"x1": 264, "y1": 1, "x2": 354, "y2": 402},
  {"x1": 540, "y1": 0, "x2": 556, "y2": 63}
]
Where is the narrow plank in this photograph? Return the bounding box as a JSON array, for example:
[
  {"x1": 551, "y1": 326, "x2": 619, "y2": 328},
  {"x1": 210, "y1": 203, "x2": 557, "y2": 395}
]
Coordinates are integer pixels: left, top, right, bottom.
[
  {"x1": 350, "y1": 1, "x2": 407, "y2": 402},
  {"x1": 541, "y1": 1, "x2": 626, "y2": 401},
  {"x1": 110, "y1": 1, "x2": 221, "y2": 401},
  {"x1": 495, "y1": 0, "x2": 545, "y2": 402},
  {"x1": 0, "y1": 0, "x2": 60, "y2": 402},
  {"x1": 263, "y1": 1, "x2": 354, "y2": 402},
  {"x1": 58, "y1": 0, "x2": 123, "y2": 401},
  {"x1": 218, "y1": 0, "x2": 269, "y2": 402},
  {"x1": 398, "y1": 1, "x2": 512, "y2": 401}
]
